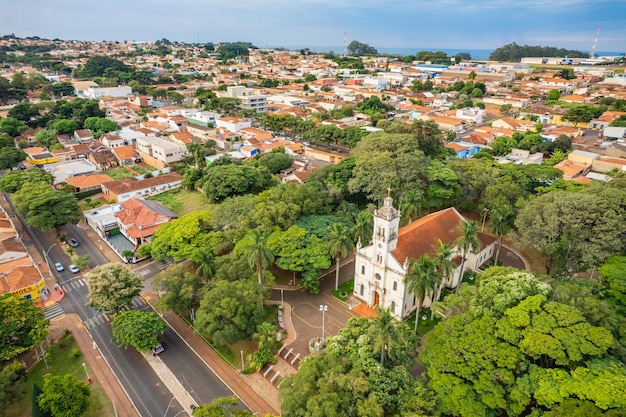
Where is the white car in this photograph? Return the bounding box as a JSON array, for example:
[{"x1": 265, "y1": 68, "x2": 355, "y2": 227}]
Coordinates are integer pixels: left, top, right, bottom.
[
  {"x1": 54, "y1": 262, "x2": 64, "y2": 272},
  {"x1": 69, "y1": 264, "x2": 80, "y2": 274}
]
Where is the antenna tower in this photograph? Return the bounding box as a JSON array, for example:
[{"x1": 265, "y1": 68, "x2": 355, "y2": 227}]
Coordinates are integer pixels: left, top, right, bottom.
[
  {"x1": 343, "y1": 31, "x2": 347, "y2": 56},
  {"x1": 590, "y1": 27, "x2": 600, "y2": 59}
]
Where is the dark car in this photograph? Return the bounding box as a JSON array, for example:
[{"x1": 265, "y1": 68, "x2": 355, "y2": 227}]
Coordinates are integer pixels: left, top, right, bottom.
[{"x1": 68, "y1": 239, "x2": 79, "y2": 248}]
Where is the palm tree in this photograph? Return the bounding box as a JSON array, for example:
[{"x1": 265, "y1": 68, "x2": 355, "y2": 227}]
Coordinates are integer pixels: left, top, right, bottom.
[
  {"x1": 401, "y1": 190, "x2": 423, "y2": 223},
  {"x1": 405, "y1": 255, "x2": 440, "y2": 335},
  {"x1": 490, "y1": 205, "x2": 516, "y2": 265},
  {"x1": 190, "y1": 247, "x2": 215, "y2": 283},
  {"x1": 352, "y1": 210, "x2": 373, "y2": 244},
  {"x1": 242, "y1": 229, "x2": 274, "y2": 286},
  {"x1": 453, "y1": 220, "x2": 482, "y2": 293},
  {"x1": 369, "y1": 307, "x2": 397, "y2": 366},
  {"x1": 432, "y1": 240, "x2": 455, "y2": 317},
  {"x1": 328, "y1": 223, "x2": 354, "y2": 290}
]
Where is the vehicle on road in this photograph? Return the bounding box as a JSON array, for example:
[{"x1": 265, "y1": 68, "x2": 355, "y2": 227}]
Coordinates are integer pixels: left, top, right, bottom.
[
  {"x1": 152, "y1": 344, "x2": 164, "y2": 356},
  {"x1": 69, "y1": 264, "x2": 80, "y2": 273},
  {"x1": 54, "y1": 262, "x2": 64, "y2": 272},
  {"x1": 68, "y1": 238, "x2": 79, "y2": 247}
]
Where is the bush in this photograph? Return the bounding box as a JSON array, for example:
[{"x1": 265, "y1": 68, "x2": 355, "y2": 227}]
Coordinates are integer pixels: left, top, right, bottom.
[{"x1": 72, "y1": 348, "x2": 81, "y2": 358}]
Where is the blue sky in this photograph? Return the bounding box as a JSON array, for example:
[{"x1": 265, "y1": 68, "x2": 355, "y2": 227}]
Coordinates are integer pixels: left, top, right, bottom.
[{"x1": 1, "y1": 0, "x2": 625, "y2": 53}]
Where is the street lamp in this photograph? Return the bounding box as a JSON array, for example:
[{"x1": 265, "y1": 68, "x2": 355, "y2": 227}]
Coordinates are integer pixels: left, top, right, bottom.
[
  {"x1": 281, "y1": 289, "x2": 284, "y2": 309},
  {"x1": 43, "y1": 243, "x2": 57, "y2": 278},
  {"x1": 319, "y1": 305, "x2": 328, "y2": 341},
  {"x1": 82, "y1": 362, "x2": 92, "y2": 384},
  {"x1": 481, "y1": 208, "x2": 490, "y2": 233}
]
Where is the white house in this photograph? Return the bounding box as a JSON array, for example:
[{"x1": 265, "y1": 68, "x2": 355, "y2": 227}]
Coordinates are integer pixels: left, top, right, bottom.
[
  {"x1": 84, "y1": 86, "x2": 133, "y2": 99},
  {"x1": 215, "y1": 116, "x2": 252, "y2": 133},
  {"x1": 135, "y1": 136, "x2": 187, "y2": 164},
  {"x1": 353, "y1": 198, "x2": 497, "y2": 320}
]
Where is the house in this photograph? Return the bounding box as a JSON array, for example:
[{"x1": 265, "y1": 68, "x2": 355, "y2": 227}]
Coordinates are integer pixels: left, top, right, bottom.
[
  {"x1": 553, "y1": 159, "x2": 590, "y2": 179},
  {"x1": 88, "y1": 149, "x2": 119, "y2": 171},
  {"x1": 135, "y1": 136, "x2": 187, "y2": 167},
  {"x1": 73, "y1": 129, "x2": 94, "y2": 143},
  {"x1": 101, "y1": 134, "x2": 126, "y2": 149},
  {"x1": 353, "y1": 199, "x2": 496, "y2": 320},
  {"x1": 23, "y1": 147, "x2": 58, "y2": 166},
  {"x1": 215, "y1": 116, "x2": 252, "y2": 133},
  {"x1": 65, "y1": 173, "x2": 114, "y2": 192},
  {"x1": 114, "y1": 198, "x2": 177, "y2": 251},
  {"x1": 491, "y1": 117, "x2": 535, "y2": 132},
  {"x1": 496, "y1": 149, "x2": 543, "y2": 165},
  {"x1": 445, "y1": 142, "x2": 481, "y2": 159},
  {"x1": 225, "y1": 86, "x2": 268, "y2": 113},
  {"x1": 101, "y1": 172, "x2": 183, "y2": 202},
  {"x1": 112, "y1": 145, "x2": 142, "y2": 166}
]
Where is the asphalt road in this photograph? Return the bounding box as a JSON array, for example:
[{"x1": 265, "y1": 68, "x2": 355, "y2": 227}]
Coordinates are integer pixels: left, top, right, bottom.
[{"x1": 8, "y1": 200, "x2": 240, "y2": 416}]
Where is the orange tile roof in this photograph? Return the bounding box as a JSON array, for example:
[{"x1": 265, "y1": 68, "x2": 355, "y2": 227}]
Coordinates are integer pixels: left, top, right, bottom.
[
  {"x1": 112, "y1": 145, "x2": 139, "y2": 160},
  {"x1": 554, "y1": 159, "x2": 587, "y2": 178},
  {"x1": 65, "y1": 173, "x2": 114, "y2": 189}
]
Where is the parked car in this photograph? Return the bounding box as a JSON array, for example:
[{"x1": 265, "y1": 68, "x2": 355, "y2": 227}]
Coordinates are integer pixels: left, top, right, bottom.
[
  {"x1": 69, "y1": 264, "x2": 80, "y2": 274},
  {"x1": 152, "y1": 344, "x2": 164, "y2": 356},
  {"x1": 54, "y1": 262, "x2": 64, "y2": 272},
  {"x1": 68, "y1": 239, "x2": 79, "y2": 248}
]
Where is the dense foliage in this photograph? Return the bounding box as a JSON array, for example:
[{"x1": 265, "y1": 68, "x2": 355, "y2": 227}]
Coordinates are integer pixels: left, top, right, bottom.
[
  {"x1": 0, "y1": 294, "x2": 48, "y2": 361},
  {"x1": 489, "y1": 42, "x2": 587, "y2": 61}
]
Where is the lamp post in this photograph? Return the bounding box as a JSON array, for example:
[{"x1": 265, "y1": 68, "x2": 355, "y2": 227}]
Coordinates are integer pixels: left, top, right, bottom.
[
  {"x1": 82, "y1": 363, "x2": 92, "y2": 384},
  {"x1": 481, "y1": 208, "x2": 490, "y2": 233},
  {"x1": 280, "y1": 289, "x2": 284, "y2": 309},
  {"x1": 43, "y1": 243, "x2": 57, "y2": 278},
  {"x1": 319, "y1": 305, "x2": 328, "y2": 342},
  {"x1": 240, "y1": 350, "x2": 244, "y2": 372}
]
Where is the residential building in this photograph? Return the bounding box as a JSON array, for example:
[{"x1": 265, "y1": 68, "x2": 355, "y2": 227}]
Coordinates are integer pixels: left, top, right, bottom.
[
  {"x1": 114, "y1": 198, "x2": 177, "y2": 251},
  {"x1": 84, "y1": 86, "x2": 133, "y2": 99},
  {"x1": 135, "y1": 136, "x2": 187, "y2": 166},
  {"x1": 65, "y1": 173, "x2": 114, "y2": 192},
  {"x1": 100, "y1": 172, "x2": 183, "y2": 202},
  {"x1": 111, "y1": 145, "x2": 142, "y2": 166},
  {"x1": 225, "y1": 86, "x2": 268, "y2": 113}
]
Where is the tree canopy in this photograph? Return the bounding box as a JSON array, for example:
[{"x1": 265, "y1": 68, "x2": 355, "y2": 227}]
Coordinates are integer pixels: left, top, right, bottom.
[
  {"x1": 13, "y1": 182, "x2": 81, "y2": 232},
  {"x1": 85, "y1": 264, "x2": 142, "y2": 314},
  {"x1": 489, "y1": 42, "x2": 586, "y2": 61},
  {"x1": 37, "y1": 373, "x2": 91, "y2": 417},
  {"x1": 111, "y1": 310, "x2": 167, "y2": 352},
  {"x1": 0, "y1": 294, "x2": 48, "y2": 361},
  {"x1": 347, "y1": 41, "x2": 378, "y2": 56}
]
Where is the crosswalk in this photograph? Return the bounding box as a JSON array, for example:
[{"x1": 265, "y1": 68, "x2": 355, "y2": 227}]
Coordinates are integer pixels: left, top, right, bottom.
[
  {"x1": 63, "y1": 277, "x2": 87, "y2": 291},
  {"x1": 43, "y1": 303, "x2": 65, "y2": 321},
  {"x1": 157, "y1": 259, "x2": 175, "y2": 270},
  {"x1": 87, "y1": 297, "x2": 150, "y2": 326}
]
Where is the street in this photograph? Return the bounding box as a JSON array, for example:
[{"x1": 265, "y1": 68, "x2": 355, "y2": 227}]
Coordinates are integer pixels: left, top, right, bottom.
[{"x1": 8, "y1": 198, "x2": 241, "y2": 417}]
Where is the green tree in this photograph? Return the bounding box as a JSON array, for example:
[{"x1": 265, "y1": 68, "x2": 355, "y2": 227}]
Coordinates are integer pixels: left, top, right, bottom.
[
  {"x1": 454, "y1": 220, "x2": 481, "y2": 292},
  {"x1": 352, "y1": 210, "x2": 373, "y2": 244},
  {"x1": 347, "y1": 40, "x2": 378, "y2": 55},
  {"x1": 0, "y1": 147, "x2": 26, "y2": 170},
  {"x1": 598, "y1": 256, "x2": 626, "y2": 313},
  {"x1": 490, "y1": 205, "x2": 516, "y2": 265},
  {"x1": 111, "y1": 310, "x2": 167, "y2": 352},
  {"x1": 195, "y1": 280, "x2": 266, "y2": 346},
  {"x1": 203, "y1": 164, "x2": 273, "y2": 202},
  {"x1": 85, "y1": 264, "x2": 142, "y2": 314},
  {"x1": 153, "y1": 264, "x2": 205, "y2": 314},
  {"x1": 548, "y1": 89, "x2": 561, "y2": 101},
  {"x1": 405, "y1": 255, "x2": 440, "y2": 334},
  {"x1": 401, "y1": 189, "x2": 423, "y2": 223},
  {"x1": 190, "y1": 247, "x2": 216, "y2": 282},
  {"x1": 252, "y1": 151, "x2": 292, "y2": 174},
  {"x1": 0, "y1": 360, "x2": 27, "y2": 408},
  {"x1": 327, "y1": 223, "x2": 353, "y2": 290},
  {"x1": 0, "y1": 294, "x2": 48, "y2": 361},
  {"x1": 51, "y1": 118, "x2": 79, "y2": 134},
  {"x1": 433, "y1": 240, "x2": 455, "y2": 309},
  {"x1": 0, "y1": 117, "x2": 28, "y2": 137},
  {"x1": 73, "y1": 255, "x2": 90, "y2": 272},
  {"x1": 251, "y1": 322, "x2": 277, "y2": 371},
  {"x1": 83, "y1": 117, "x2": 118, "y2": 138},
  {"x1": 236, "y1": 229, "x2": 274, "y2": 286},
  {"x1": 34, "y1": 128, "x2": 58, "y2": 149},
  {"x1": 192, "y1": 396, "x2": 256, "y2": 417},
  {"x1": 0, "y1": 168, "x2": 54, "y2": 193},
  {"x1": 13, "y1": 182, "x2": 81, "y2": 233},
  {"x1": 37, "y1": 374, "x2": 90, "y2": 417}
]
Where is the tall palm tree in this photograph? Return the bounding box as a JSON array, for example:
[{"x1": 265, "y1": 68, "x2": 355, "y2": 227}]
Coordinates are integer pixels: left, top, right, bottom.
[
  {"x1": 432, "y1": 240, "x2": 455, "y2": 317},
  {"x1": 352, "y1": 210, "x2": 373, "y2": 244},
  {"x1": 190, "y1": 247, "x2": 215, "y2": 283},
  {"x1": 242, "y1": 229, "x2": 274, "y2": 286},
  {"x1": 369, "y1": 307, "x2": 398, "y2": 366},
  {"x1": 490, "y1": 205, "x2": 516, "y2": 265},
  {"x1": 328, "y1": 223, "x2": 354, "y2": 290},
  {"x1": 405, "y1": 255, "x2": 440, "y2": 335},
  {"x1": 453, "y1": 220, "x2": 482, "y2": 293},
  {"x1": 401, "y1": 189, "x2": 423, "y2": 223}
]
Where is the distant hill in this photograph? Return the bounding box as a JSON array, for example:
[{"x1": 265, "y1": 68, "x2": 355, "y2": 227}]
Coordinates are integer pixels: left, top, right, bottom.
[{"x1": 489, "y1": 42, "x2": 587, "y2": 62}]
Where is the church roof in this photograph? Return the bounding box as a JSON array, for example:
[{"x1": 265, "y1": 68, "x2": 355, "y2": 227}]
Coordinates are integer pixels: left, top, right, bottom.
[{"x1": 392, "y1": 207, "x2": 465, "y2": 263}]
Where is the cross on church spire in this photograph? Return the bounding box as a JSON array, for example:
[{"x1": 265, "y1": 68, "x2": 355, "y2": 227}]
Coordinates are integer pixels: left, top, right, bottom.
[{"x1": 387, "y1": 186, "x2": 392, "y2": 198}]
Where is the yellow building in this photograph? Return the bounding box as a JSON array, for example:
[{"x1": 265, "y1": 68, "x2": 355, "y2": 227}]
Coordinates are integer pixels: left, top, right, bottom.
[{"x1": 551, "y1": 115, "x2": 590, "y2": 129}]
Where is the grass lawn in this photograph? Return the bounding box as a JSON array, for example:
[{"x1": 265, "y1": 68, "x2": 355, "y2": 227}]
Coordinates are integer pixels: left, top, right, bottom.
[
  {"x1": 6, "y1": 333, "x2": 115, "y2": 417},
  {"x1": 406, "y1": 311, "x2": 442, "y2": 339},
  {"x1": 332, "y1": 278, "x2": 354, "y2": 301},
  {"x1": 147, "y1": 188, "x2": 214, "y2": 216},
  {"x1": 106, "y1": 167, "x2": 136, "y2": 180}
]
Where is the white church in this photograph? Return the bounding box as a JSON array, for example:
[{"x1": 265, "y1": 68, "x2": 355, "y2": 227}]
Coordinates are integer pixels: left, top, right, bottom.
[{"x1": 353, "y1": 196, "x2": 497, "y2": 320}]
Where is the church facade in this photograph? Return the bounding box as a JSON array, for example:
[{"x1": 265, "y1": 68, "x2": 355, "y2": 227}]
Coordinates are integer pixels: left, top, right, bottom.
[{"x1": 353, "y1": 197, "x2": 497, "y2": 320}]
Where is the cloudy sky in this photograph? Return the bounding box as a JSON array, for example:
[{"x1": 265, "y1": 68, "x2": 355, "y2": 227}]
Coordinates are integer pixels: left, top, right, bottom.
[{"x1": 2, "y1": 0, "x2": 625, "y2": 53}]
